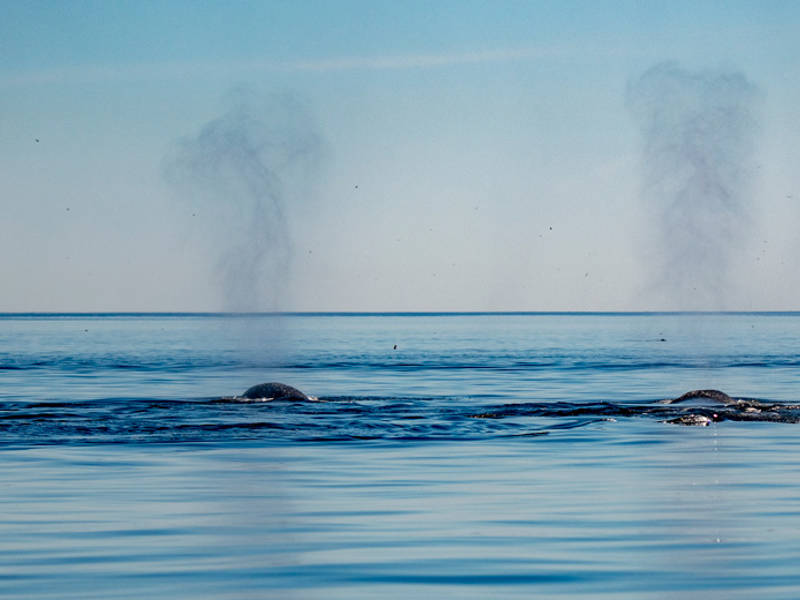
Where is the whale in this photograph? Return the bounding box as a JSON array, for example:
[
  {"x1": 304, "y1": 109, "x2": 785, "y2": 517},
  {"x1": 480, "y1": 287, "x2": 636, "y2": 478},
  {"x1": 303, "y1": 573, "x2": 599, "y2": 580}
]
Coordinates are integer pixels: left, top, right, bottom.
[
  {"x1": 240, "y1": 382, "x2": 315, "y2": 401},
  {"x1": 662, "y1": 389, "x2": 775, "y2": 409},
  {"x1": 662, "y1": 389, "x2": 737, "y2": 405},
  {"x1": 657, "y1": 388, "x2": 793, "y2": 426}
]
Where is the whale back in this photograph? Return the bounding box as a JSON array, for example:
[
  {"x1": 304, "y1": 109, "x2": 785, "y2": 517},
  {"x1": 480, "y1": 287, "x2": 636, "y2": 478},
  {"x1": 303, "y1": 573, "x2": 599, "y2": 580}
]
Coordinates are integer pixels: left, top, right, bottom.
[
  {"x1": 241, "y1": 382, "x2": 312, "y2": 401},
  {"x1": 663, "y1": 389, "x2": 736, "y2": 405}
]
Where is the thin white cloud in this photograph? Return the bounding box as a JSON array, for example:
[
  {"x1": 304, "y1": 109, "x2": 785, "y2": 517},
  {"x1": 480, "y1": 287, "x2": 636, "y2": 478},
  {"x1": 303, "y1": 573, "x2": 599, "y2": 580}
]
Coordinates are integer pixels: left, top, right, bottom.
[
  {"x1": 287, "y1": 46, "x2": 556, "y2": 71},
  {"x1": 0, "y1": 46, "x2": 560, "y2": 87}
]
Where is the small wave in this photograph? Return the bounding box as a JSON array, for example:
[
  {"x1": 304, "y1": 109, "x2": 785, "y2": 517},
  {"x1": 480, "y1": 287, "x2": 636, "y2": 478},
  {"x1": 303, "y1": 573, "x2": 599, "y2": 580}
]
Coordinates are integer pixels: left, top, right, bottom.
[
  {"x1": 6, "y1": 351, "x2": 800, "y2": 377},
  {"x1": 167, "y1": 422, "x2": 286, "y2": 432},
  {"x1": 280, "y1": 356, "x2": 800, "y2": 373}
]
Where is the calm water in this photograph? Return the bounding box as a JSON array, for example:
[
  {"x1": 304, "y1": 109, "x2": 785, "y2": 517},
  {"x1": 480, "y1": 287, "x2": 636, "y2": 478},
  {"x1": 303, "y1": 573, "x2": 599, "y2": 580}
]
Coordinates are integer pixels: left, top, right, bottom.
[{"x1": 2, "y1": 313, "x2": 800, "y2": 598}]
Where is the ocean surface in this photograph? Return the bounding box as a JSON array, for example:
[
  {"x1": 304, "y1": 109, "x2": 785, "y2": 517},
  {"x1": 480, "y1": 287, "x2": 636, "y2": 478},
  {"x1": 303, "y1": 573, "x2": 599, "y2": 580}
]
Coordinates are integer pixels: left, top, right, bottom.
[{"x1": 2, "y1": 312, "x2": 800, "y2": 598}]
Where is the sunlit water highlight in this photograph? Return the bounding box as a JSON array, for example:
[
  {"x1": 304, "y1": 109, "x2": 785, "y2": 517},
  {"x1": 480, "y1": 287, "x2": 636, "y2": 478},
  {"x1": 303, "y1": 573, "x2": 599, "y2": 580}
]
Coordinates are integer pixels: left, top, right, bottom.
[{"x1": 2, "y1": 313, "x2": 800, "y2": 598}]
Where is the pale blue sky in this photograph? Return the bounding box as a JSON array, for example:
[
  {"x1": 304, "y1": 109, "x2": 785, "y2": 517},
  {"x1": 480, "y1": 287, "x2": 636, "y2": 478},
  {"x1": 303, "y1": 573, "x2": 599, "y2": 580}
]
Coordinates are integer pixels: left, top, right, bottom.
[{"x1": 2, "y1": 1, "x2": 799, "y2": 311}]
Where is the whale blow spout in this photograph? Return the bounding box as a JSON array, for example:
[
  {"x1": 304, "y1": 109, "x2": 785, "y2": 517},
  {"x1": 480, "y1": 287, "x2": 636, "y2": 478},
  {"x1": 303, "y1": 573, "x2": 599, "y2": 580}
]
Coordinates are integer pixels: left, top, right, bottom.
[{"x1": 241, "y1": 382, "x2": 315, "y2": 402}]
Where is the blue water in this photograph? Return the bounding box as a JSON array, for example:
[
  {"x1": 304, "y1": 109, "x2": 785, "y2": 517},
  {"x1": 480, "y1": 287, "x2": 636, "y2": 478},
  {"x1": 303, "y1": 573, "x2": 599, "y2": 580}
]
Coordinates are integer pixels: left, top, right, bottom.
[{"x1": 2, "y1": 313, "x2": 800, "y2": 598}]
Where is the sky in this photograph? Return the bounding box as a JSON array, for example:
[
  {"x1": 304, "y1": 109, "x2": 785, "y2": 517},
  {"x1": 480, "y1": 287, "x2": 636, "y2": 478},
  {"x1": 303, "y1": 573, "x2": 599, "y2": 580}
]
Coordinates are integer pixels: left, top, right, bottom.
[{"x1": 1, "y1": 0, "x2": 799, "y2": 312}]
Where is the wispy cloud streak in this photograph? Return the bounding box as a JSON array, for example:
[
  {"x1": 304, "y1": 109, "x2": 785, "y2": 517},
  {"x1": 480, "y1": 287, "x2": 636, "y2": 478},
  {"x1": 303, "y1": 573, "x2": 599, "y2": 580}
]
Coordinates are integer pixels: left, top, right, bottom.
[{"x1": 1, "y1": 46, "x2": 558, "y2": 87}]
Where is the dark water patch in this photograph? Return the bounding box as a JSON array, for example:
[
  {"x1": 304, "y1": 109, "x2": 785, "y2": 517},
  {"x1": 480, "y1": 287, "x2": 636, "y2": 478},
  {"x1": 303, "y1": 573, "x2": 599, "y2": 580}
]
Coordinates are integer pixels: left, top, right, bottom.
[
  {"x1": 6, "y1": 349, "x2": 800, "y2": 386},
  {"x1": 3, "y1": 391, "x2": 800, "y2": 447}
]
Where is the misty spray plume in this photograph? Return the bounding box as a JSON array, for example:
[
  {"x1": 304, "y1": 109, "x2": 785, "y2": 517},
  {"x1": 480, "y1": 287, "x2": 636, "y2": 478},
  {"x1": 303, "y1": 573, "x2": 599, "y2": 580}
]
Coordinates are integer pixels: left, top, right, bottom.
[
  {"x1": 164, "y1": 89, "x2": 323, "y2": 311},
  {"x1": 627, "y1": 62, "x2": 759, "y2": 309}
]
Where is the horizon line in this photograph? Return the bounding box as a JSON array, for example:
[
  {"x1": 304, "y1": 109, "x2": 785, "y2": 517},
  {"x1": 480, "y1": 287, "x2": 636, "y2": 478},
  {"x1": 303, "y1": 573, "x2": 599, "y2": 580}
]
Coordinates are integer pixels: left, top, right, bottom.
[{"x1": 2, "y1": 310, "x2": 799, "y2": 317}]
